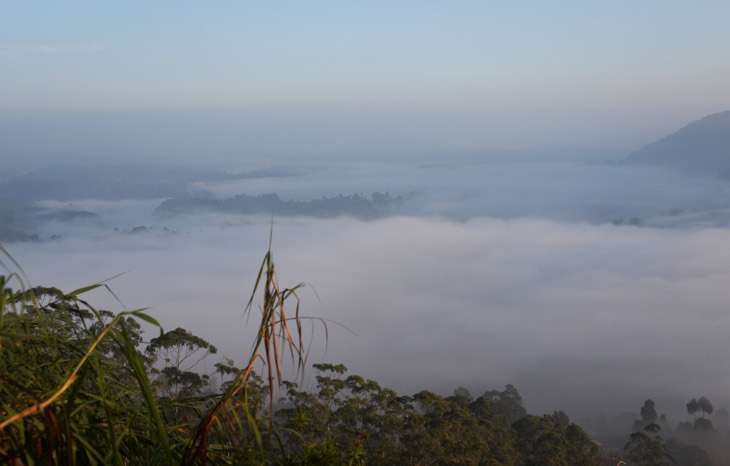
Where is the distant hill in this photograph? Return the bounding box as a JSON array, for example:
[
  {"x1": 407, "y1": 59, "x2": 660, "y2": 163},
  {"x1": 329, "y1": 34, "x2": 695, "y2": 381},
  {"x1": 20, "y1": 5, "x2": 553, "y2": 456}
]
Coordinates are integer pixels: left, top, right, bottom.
[{"x1": 624, "y1": 110, "x2": 730, "y2": 174}]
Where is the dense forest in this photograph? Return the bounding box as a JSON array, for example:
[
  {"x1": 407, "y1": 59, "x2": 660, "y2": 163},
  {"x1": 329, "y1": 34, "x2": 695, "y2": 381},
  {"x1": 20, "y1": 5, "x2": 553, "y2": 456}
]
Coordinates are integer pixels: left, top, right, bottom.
[{"x1": 0, "y1": 246, "x2": 725, "y2": 465}]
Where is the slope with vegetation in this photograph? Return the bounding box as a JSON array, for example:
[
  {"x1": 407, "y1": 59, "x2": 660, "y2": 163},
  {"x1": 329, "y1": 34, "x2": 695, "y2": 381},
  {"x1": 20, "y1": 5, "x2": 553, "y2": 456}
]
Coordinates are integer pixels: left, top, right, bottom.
[{"x1": 0, "y1": 243, "x2": 723, "y2": 465}]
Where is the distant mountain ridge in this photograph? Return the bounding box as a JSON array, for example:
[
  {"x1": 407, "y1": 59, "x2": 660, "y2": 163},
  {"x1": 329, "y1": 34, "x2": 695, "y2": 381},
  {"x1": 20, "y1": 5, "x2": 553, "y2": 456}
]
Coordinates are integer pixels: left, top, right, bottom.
[{"x1": 625, "y1": 110, "x2": 730, "y2": 174}]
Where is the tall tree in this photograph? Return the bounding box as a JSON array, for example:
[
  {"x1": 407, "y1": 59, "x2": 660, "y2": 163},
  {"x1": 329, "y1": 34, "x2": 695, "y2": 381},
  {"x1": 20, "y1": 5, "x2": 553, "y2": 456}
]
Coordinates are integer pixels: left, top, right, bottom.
[
  {"x1": 634, "y1": 399, "x2": 659, "y2": 431},
  {"x1": 624, "y1": 423, "x2": 674, "y2": 466},
  {"x1": 145, "y1": 327, "x2": 218, "y2": 399},
  {"x1": 641, "y1": 399, "x2": 658, "y2": 424},
  {"x1": 697, "y1": 396, "x2": 713, "y2": 417},
  {"x1": 686, "y1": 398, "x2": 700, "y2": 419}
]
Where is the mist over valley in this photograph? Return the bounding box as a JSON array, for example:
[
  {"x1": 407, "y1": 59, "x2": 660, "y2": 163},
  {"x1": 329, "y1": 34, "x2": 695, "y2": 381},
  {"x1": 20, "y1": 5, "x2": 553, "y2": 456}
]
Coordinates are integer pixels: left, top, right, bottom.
[{"x1": 5, "y1": 112, "x2": 730, "y2": 434}]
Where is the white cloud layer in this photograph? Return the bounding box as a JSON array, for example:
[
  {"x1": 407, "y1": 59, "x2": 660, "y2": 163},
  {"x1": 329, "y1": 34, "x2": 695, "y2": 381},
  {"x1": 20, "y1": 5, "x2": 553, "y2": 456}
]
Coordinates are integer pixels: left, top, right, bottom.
[{"x1": 7, "y1": 214, "x2": 730, "y2": 422}]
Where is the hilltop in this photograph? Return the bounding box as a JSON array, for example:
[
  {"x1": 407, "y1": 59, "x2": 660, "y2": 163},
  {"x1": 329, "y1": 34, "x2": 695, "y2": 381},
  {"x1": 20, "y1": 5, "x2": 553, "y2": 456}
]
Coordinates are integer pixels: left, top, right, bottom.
[{"x1": 625, "y1": 110, "x2": 730, "y2": 174}]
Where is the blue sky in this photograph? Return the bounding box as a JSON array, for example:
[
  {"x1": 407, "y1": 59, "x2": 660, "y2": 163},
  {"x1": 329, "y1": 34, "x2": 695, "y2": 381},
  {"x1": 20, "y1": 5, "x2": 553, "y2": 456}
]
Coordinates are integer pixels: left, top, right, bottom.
[{"x1": 3, "y1": 1, "x2": 730, "y2": 158}]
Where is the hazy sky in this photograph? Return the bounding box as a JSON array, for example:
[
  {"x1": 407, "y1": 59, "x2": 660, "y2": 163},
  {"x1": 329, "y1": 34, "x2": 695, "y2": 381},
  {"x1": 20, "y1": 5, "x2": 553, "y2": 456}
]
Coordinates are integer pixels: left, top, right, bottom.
[{"x1": 3, "y1": 1, "x2": 730, "y2": 159}]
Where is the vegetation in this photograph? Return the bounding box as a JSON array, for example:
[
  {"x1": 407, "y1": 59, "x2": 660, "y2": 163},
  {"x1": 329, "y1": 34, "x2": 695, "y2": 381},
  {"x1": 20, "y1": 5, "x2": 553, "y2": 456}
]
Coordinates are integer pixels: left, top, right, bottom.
[
  {"x1": 0, "y1": 241, "x2": 309, "y2": 465},
  {"x1": 0, "y1": 242, "x2": 725, "y2": 464},
  {"x1": 156, "y1": 192, "x2": 408, "y2": 219}
]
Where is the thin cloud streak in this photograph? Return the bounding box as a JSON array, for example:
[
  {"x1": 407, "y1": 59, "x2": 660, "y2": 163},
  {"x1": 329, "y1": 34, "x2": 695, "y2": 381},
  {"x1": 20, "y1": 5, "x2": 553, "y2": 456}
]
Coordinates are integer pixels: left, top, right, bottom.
[{"x1": 0, "y1": 44, "x2": 103, "y2": 56}]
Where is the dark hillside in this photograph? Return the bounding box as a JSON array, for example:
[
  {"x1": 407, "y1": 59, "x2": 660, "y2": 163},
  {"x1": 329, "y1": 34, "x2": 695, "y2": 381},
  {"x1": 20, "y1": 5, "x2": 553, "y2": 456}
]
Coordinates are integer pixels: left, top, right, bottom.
[{"x1": 625, "y1": 111, "x2": 730, "y2": 174}]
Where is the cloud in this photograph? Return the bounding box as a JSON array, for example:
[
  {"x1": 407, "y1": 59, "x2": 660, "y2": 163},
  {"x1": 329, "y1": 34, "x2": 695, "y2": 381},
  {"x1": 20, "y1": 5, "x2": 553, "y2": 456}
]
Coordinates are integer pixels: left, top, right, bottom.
[
  {"x1": 8, "y1": 213, "x2": 730, "y2": 424},
  {"x1": 0, "y1": 44, "x2": 103, "y2": 56}
]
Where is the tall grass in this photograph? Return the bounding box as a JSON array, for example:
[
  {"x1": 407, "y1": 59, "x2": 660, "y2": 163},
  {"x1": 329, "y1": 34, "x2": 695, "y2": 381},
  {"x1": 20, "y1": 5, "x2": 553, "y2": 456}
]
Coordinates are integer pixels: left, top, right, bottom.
[{"x1": 0, "y1": 239, "x2": 320, "y2": 465}]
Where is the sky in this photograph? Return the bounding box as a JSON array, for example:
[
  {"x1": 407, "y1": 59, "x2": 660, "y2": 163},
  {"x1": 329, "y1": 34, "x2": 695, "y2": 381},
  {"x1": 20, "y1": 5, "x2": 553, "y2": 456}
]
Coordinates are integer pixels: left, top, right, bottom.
[{"x1": 3, "y1": 1, "x2": 730, "y2": 161}]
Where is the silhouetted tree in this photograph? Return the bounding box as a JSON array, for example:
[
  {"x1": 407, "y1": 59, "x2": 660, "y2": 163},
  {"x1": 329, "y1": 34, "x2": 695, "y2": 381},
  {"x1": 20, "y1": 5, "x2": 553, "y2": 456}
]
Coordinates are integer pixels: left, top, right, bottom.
[
  {"x1": 634, "y1": 399, "x2": 660, "y2": 431},
  {"x1": 697, "y1": 396, "x2": 713, "y2": 417},
  {"x1": 686, "y1": 398, "x2": 700, "y2": 419},
  {"x1": 641, "y1": 399, "x2": 658, "y2": 424}
]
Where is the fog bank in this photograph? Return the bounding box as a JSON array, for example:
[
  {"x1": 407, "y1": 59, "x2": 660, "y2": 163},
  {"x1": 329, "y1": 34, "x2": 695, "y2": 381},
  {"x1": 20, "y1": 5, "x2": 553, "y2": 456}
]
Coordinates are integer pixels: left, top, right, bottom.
[{"x1": 8, "y1": 214, "x2": 730, "y2": 423}]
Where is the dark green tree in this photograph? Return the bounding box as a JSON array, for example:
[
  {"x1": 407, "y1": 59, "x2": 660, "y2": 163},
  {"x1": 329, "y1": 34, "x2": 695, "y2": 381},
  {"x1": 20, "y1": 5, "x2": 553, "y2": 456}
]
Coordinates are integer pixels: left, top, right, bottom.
[
  {"x1": 513, "y1": 415, "x2": 598, "y2": 466},
  {"x1": 482, "y1": 384, "x2": 528, "y2": 425},
  {"x1": 624, "y1": 423, "x2": 675, "y2": 466},
  {"x1": 280, "y1": 363, "x2": 411, "y2": 465},
  {"x1": 552, "y1": 410, "x2": 570, "y2": 428},
  {"x1": 407, "y1": 390, "x2": 516, "y2": 465}
]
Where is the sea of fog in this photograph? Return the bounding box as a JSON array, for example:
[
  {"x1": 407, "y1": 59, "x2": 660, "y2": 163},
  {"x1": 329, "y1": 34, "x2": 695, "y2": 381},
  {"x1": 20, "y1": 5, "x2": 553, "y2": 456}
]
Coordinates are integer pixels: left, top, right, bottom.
[{"x1": 6, "y1": 160, "x2": 730, "y2": 424}]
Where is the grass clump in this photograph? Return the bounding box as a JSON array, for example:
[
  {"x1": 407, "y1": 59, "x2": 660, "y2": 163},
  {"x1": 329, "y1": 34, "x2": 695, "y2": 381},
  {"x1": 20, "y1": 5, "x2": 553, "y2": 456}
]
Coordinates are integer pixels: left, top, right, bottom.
[{"x1": 0, "y1": 240, "x2": 315, "y2": 465}]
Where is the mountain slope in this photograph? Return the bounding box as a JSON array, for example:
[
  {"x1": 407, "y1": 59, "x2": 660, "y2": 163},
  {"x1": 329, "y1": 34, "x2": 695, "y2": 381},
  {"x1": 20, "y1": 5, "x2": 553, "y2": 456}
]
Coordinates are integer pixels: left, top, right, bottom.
[{"x1": 625, "y1": 110, "x2": 730, "y2": 174}]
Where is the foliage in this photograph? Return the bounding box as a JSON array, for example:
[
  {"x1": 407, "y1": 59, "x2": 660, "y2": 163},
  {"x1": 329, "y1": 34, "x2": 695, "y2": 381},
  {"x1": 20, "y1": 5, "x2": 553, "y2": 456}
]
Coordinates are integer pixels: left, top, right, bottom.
[
  {"x1": 696, "y1": 397, "x2": 713, "y2": 417},
  {"x1": 279, "y1": 363, "x2": 411, "y2": 465},
  {"x1": 0, "y1": 274, "x2": 175, "y2": 464},
  {"x1": 1, "y1": 241, "x2": 313, "y2": 465},
  {"x1": 2, "y1": 242, "x2": 608, "y2": 465},
  {"x1": 512, "y1": 414, "x2": 598, "y2": 466},
  {"x1": 624, "y1": 423, "x2": 675, "y2": 466},
  {"x1": 146, "y1": 327, "x2": 218, "y2": 400},
  {"x1": 279, "y1": 364, "x2": 599, "y2": 466},
  {"x1": 634, "y1": 399, "x2": 659, "y2": 431}
]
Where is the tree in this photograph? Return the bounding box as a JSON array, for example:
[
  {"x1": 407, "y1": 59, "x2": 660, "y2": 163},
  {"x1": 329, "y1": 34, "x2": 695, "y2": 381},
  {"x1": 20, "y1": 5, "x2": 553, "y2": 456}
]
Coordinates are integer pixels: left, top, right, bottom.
[
  {"x1": 408, "y1": 390, "x2": 514, "y2": 465},
  {"x1": 513, "y1": 415, "x2": 598, "y2": 466},
  {"x1": 641, "y1": 399, "x2": 658, "y2": 424},
  {"x1": 482, "y1": 384, "x2": 528, "y2": 425},
  {"x1": 634, "y1": 399, "x2": 659, "y2": 431},
  {"x1": 145, "y1": 327, "x2": 218, "y2": 399},
  {"x1": 697, "y1": 396, "x2": 713, "y2": 417},
  {"x1": 564, "y1": 423, "x2": 600, "y2": 466},
  {"x1": 686, "y1": 398, "x2": 700, "y2": 419},
  {"x1": 624, "y1": 423, "x2": 675, "y2": 466},
  {"x1": 552, "y1": 410, "x2": 570, "y2": 429},
  {"x1": 452, "y1": 386, "x2": 473, "y2": 407},
  {"x1": 280, "y1": 363, "x2": 412, "y2": 465}
]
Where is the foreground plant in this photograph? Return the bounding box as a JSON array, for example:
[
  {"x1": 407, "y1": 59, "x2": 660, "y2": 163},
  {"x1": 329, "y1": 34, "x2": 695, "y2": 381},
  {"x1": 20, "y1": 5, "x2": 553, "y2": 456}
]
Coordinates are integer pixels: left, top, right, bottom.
[
  {"x1": 0, "y1": 267, "x2": 174, "y2": 464},
  {"x1": 183, "y1": 235, "x2": 316, "y2": 464},
  {"x1": 0, "y1": 238, "x2": 319, "y2": 465}
]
